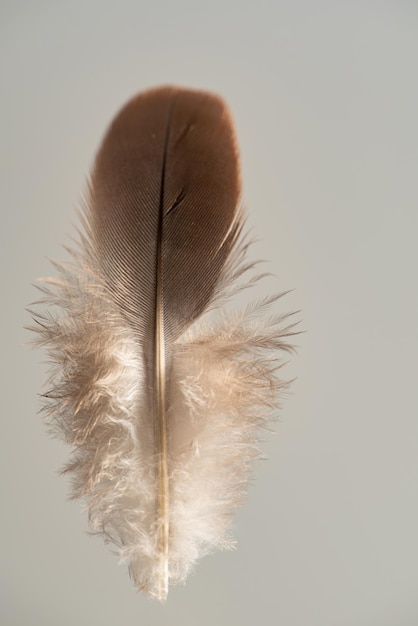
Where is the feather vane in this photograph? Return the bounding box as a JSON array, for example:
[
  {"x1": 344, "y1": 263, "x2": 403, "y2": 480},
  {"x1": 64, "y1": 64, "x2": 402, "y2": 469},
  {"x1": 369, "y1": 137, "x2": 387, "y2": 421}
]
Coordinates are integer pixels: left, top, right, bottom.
[{"x1": 30, "y1": 86, "x2": 296, "y2": 600}]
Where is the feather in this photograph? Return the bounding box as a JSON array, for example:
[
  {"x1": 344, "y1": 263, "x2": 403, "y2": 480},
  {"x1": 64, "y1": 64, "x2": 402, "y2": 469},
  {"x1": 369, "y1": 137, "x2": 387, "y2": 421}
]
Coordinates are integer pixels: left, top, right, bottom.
[{"x1": 29, "y1": 86, "x2": 296, "y2": 601}]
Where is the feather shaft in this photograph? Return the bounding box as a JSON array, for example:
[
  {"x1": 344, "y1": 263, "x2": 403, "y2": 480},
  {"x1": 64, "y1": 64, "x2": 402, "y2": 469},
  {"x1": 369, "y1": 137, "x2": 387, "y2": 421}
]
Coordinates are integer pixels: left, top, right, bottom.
[
  {"x1": 155, "y1": 231, "x2": 169, "y2": 600},
  {"x1": 154, "y1": 102, "x2": 171, "y2": 600}
]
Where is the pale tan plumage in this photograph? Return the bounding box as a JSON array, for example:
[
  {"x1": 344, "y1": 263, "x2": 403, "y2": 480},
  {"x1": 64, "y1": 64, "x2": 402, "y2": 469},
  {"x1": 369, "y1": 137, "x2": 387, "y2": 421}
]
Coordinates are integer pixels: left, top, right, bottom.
[{"x1": 30, "y1": 86, "x2": 296, "y2": 600}]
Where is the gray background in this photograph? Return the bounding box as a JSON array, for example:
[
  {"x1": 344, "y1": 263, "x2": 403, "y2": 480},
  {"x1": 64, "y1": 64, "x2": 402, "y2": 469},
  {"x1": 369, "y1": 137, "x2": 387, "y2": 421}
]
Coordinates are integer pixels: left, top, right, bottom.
[{"x1": 2, "y1": 1, "x2": 417, "y2": 624}]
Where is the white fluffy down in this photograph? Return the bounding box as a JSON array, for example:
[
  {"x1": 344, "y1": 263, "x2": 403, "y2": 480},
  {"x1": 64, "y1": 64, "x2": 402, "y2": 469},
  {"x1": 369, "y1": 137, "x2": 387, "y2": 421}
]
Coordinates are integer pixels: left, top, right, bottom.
[{"x1": 31, "y1": 249, "x2": 295, "y2": 598}]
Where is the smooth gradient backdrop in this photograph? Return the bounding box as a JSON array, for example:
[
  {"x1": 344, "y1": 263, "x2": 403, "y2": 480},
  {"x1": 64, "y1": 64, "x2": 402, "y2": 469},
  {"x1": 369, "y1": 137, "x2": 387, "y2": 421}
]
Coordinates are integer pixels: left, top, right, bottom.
[{"x1": 1, "y1": 1, "x2": 417, "y2": 625}]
